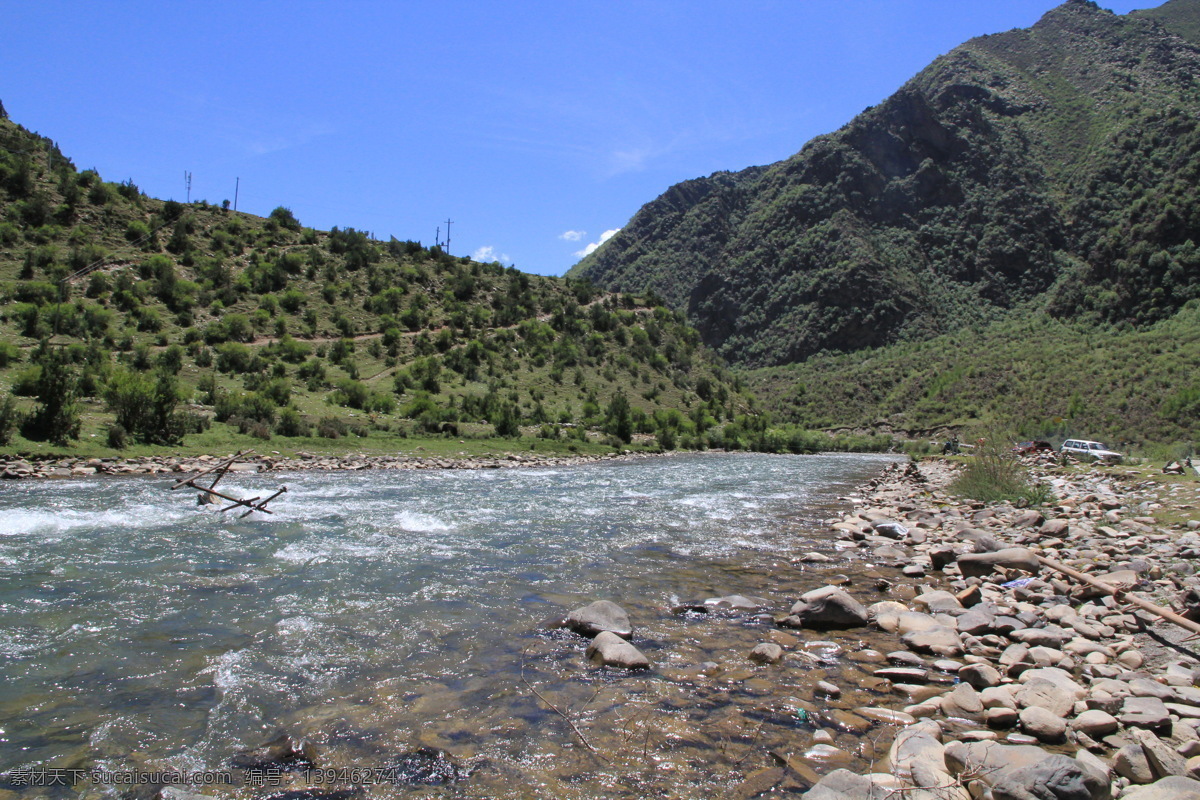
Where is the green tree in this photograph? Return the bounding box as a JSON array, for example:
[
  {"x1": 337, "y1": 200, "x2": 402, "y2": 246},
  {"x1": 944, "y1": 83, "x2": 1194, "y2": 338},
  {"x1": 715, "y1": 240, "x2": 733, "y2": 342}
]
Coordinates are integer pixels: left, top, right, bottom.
[
  {"x1": 105, "y1": 368, "x2": 186, "y2": 444},
  {"x1": 604, "y1": 393, "x2": 633, "y2": 443},
  {"x1": 23, "y1": 346, "x2": 81, "y2": 444}
]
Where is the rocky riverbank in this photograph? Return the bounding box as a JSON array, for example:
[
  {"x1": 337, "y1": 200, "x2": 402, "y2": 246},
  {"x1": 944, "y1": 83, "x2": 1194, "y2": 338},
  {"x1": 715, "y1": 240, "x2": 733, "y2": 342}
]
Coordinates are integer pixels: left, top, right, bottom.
[
  {"x1": 0, "y1": 449, "x2": 657, "y2": 479},
  {"x1": 778, "y1": 457, "x2": 1200, "y2": 800},
  {"x1": 540, "y1": 456, "x2": 1200, "y2": 799}
]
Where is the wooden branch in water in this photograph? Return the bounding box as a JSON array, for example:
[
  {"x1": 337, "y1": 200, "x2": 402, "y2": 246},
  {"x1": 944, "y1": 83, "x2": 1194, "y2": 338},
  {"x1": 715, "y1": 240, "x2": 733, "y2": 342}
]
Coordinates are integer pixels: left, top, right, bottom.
[
  {"x1": 190, "y1": 483, "x2": 277, "y2": 515},
  {"x1": 238, "y1": 487, "x2": 288, "y2": 518},
  {"x1": 520, "y1": 649, "x2": 608, "y2": 762},
  {"x1": 169, "y1": 451, "x2": 253, "y2": 491}
]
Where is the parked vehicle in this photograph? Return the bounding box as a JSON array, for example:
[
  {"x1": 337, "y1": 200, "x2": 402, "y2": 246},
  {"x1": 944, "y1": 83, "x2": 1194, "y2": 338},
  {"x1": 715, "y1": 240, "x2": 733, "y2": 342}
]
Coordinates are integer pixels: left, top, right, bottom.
[
  {"x1": 1059, "y1": 439, "x2": 1123, "y2": 463},
  {"x1": 1012, "y1": 440, "x2": 1054, "y2": 455}
]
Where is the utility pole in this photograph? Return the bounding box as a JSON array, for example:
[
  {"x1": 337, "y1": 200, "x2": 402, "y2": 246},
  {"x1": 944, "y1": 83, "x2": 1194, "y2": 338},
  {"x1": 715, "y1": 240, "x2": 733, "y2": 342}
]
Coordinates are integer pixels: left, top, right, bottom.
[
  {"x1": 435, "y1": 226, "x2": 441, "y2": 249},
  {"x1": 444, "y1": 218, "x2": 453, "y2": 255},
  {"x1": 234, "y1": 177, "x2": 240, "y2": 212},
  {"x1": 185, "y1": 171, "x2": 192, "y2": 203}
]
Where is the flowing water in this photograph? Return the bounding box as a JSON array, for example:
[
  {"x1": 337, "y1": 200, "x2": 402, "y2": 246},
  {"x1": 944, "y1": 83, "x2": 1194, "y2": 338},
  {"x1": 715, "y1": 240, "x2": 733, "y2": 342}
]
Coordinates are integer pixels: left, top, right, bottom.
[{"x1": 0, "y1": 452, "x2": 903, "y2": 798}]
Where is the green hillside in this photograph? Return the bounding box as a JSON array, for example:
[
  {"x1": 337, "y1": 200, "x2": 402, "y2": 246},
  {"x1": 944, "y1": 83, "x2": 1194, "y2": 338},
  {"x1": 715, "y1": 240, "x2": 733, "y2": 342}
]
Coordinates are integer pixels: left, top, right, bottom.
[
  {"x1": 745, "y1": 303, "x2": 1200, "y2": 450},
  {"x1": 570, "y1": 0, "x2": 1200, "y2": 368},
  {"x1": 0, "y1": 106, "x2": 760, "y2": 457}
]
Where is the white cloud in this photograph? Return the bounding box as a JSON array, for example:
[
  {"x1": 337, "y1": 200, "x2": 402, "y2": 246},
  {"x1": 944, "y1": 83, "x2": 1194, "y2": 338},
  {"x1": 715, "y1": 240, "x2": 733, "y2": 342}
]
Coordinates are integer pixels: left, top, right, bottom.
[
  {"x1": 472, "y1": 245, "x2": 511, "y2": 264},
  {"x1": 559, "y1": 230, "x2": 585, "y2": 242},
  {"x1": 575, "y1": 228, "x2": 621, "y2": 258}
]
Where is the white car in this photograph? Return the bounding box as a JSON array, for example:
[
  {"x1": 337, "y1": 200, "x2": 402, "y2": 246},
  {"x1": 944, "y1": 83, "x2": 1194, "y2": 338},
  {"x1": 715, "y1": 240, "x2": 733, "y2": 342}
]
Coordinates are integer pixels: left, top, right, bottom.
[{"x1": 1060, "y1": 439, "x2": 1123, "y2": 463}]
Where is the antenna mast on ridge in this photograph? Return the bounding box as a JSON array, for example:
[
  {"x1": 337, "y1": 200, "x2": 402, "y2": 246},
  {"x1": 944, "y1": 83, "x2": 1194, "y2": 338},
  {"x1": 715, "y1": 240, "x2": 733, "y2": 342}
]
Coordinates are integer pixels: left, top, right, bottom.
[
  {"x1": 444, "y1": 218, "x2": 453, "y2": 255},
  {"x1": 185, "y1": 171, "x2": 192, "y2": 203}
]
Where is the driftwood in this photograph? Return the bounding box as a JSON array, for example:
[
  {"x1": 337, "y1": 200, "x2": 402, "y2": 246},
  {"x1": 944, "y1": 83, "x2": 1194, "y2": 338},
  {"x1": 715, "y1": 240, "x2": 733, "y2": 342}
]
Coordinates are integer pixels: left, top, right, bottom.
[
  {"x1": 1036, "y1": 555, "x2": 1200, "y2": 639},
  {"x1": 169, "y1": 451, "x2": 285, "y2": 517}
]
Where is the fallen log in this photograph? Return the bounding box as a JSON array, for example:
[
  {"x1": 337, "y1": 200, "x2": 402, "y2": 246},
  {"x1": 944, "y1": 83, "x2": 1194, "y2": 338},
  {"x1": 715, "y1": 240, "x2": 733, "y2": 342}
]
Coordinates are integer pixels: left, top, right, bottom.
[
  {"x1": 169, "y1": 451, "x2": 254, "y2": 490},
  {"x1": 1036, "y1": 555, "x2": 1200, "y2": 639}
]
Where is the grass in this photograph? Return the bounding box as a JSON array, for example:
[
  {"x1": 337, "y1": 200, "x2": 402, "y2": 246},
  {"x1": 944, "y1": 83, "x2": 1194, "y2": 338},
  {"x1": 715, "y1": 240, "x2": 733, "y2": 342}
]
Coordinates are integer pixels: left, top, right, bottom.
[
  {"x1": 948, "y1": 434, "x2": 1053, "y2": 506},
  {"x1": 747, "y1": 306, "x2": 1200, "y2": 449}
]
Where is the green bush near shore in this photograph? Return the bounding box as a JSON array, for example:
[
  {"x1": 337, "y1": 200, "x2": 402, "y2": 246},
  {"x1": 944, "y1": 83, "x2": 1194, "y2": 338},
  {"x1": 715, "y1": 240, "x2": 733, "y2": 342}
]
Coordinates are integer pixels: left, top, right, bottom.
[{"x1": 949, "y1": 435, "x2": 1051, "y2": 506}]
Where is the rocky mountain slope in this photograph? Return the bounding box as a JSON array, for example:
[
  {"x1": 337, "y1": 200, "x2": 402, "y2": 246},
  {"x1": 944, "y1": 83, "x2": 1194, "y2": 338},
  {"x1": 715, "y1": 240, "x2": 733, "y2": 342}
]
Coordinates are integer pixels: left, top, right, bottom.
[{"x1": 570, "y1": 0, "x2": 1200, "y2": 369}]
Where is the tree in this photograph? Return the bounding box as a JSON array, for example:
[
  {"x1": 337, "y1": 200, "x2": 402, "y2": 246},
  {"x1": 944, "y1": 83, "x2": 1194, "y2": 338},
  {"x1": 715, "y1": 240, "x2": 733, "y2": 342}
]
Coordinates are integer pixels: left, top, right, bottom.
[
  {"x1": 23, "y1": 346, "x2": 81, "y2": 444},
  {"x1": 269, "y1": 206, "x2": 301, "y2": 231},
  {"x1": 0, "y1": 394, "x2": 19, "y2": 445},
  {"x1": 104, "y1": 368, "x2": 187, "y2": 444},
  {"x1": 604, "y1": 393, "x2": 633, "y2": 443}
]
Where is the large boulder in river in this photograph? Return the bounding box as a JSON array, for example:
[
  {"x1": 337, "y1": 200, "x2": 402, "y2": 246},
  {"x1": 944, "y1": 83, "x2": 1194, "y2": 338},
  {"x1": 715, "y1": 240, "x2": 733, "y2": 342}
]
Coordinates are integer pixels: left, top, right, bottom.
[
  {"x1": 566, "y1": 600, "x2": 632, "y2": 638},
  {"x1": 586, "y1": 631, "x2": 650, "y2": 669},
  {"x1": 944, "y1": 741, "x2": 1110, "y2": 800},
  {"x1": 782, "y1": 586, "x2": 868, "y2": 629},
  {"x1": 230, "y1": 732, "x2": 318, "y2": 770},
  {"x1": 800, "y1": 769, "x2": 899, "y2": 800},
  {"x1": 889, "y1": 725, "x2": 970, "y2": 800}
]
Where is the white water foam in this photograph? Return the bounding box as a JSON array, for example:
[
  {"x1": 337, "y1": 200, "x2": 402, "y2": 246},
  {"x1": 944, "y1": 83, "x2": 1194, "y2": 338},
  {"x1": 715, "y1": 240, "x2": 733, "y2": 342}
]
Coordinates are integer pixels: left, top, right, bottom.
[{"x1": 392, "y1": 510, "x2": 452, "y2": 532}]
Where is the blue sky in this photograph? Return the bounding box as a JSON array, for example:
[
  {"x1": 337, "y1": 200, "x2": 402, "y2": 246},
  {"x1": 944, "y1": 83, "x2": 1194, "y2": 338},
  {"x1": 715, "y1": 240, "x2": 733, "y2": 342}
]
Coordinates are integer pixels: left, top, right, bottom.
[{"x1": 3, "y1": 1, "x2": 1160, "y2": 276}]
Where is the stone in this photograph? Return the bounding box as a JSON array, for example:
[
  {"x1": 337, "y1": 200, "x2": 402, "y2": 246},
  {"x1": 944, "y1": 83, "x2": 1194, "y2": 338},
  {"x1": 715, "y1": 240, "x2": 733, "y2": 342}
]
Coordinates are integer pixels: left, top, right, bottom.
[
  {"x1": 956, "y1": 605, "x2": 998, "y2": 636},
  {"x1": 874, "y1": 667, "x2": 929, "y2": 683},
  {"x1": 388, "y1": 746, "x2": 463, "y2": 785},
  {"x1": 1019, "y1": 668, "x2": 1087, "y2": 700},
  {"x1": 1010, "y1": 625, "x2": 1074, "y2": 649},
  {"x1": 986, "y1": 707, "x2": 1019, "y2": 728},
  {"x1": 749, "y1": 643, "x2": 784, "y2": 665},
  {"x1": 1040, "y1": 519, "x2": 1071, "y2": 538},
  {"x1": 895, "y1": 611, "x2": 943, "y2": 634},
  {"x1": 705, "y1": 594, "x2": 772, "y2": 611},
  {"x1": 942, "y1": 683, "x2": 986, "y2": 721},
  {"x1": 1113, "y1": 743, "x2": 1157, "y2": 785},
  {"x1": 1019, "y1": 706, "x2": 1067, "y2": 743},
  {"x1": 1121, "y1": 696, "x2": 1173, "y2": 732},
  {"x1": 981, "y1": 686, "x2": 1018, "y2": 710},
  {"x1": 1120, "y1": 649, "x2": 1148, "y2": 669},
  {"x1": 945, "y1": 742, "x2": 1108, "y2": 800},
  {"x1": 959, "y1": 663, "x2": 1002, "y2": 689},
  {"x1": 867, "y1": 600, "x2": 910, "y2": 627},
  {"x1": 1016, "y1": 679, "x2": 1077, "y2": 717},
  {"x1": 816, "y1": 680, "x2": 842, "y2": 698},
  {"x1": 991, "y1": 754, "x2": 1109, "y2": 800},
  {"x1": 901, "y1": 625, "x2": 964, "y2": 657},
  {"x1": 586, "y1": 631, "x2": 650, "y2": 669},
  {"x1": 799, "y1": 769, "x2": 894, "y2": 800},
  {"x1": 956, "y1": 548, "x2": 1040, "y2": 579},
  {"x1": 889, "y1": 727, "x2": 969, "y2": 800},
  {"x1": 1013, "y1": 510, "x2": 1045, "y2": 528},
  {"x1": 913, "y1": 590, "x2": 963, "y2": 613},
  {"x1": 734, "y1": 767, "x2": 784, "y2": 799},
  {"x1": 1071, "y1": 709, "x2": 1119, "y2": 738},
  {"x1": 1119, "y1": 777, "x2": 1200, "y2": 800},
  {"x1": 872, "y1": 521, "x2": 910, "y2": 539},
  {"x1": 1131, "y1": 728, "x2": 1189, "y2": 780},
  {"x1": 1130, "y1": 678, "x2": 1176, "y2": 701},
  {"x1": 854, "y1": 707, "x2": 915, "y2": 726},
  {"x1": 784, "y1": 586, "x2": 869, "y2": 629},
  {"x1": 230, "y1": 732, "x2": 318, "y2": 770},
  {"x1": 566, "y1": 600, "x2": 633, "y2": 638},
  {"x1": 956, "y1": 528, "x2": 1004, "y2": 553}
]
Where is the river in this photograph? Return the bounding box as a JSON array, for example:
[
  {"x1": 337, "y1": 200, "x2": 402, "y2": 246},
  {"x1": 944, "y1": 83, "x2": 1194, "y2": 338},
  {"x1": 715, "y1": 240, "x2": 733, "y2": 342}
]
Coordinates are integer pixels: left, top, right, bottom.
[{"x1": 0, "y1": 452, "x2": 899, "y2": 798}]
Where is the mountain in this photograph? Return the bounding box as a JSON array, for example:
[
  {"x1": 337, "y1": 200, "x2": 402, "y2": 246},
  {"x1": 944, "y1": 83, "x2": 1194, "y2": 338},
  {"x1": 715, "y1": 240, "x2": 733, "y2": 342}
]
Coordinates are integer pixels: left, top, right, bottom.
[
  {"x1": 0, "y1": 108, "x2": 756, "y2": 454},
  {"x1": 570, "y1": 0, "x2": 1200, "y2": 370}
]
